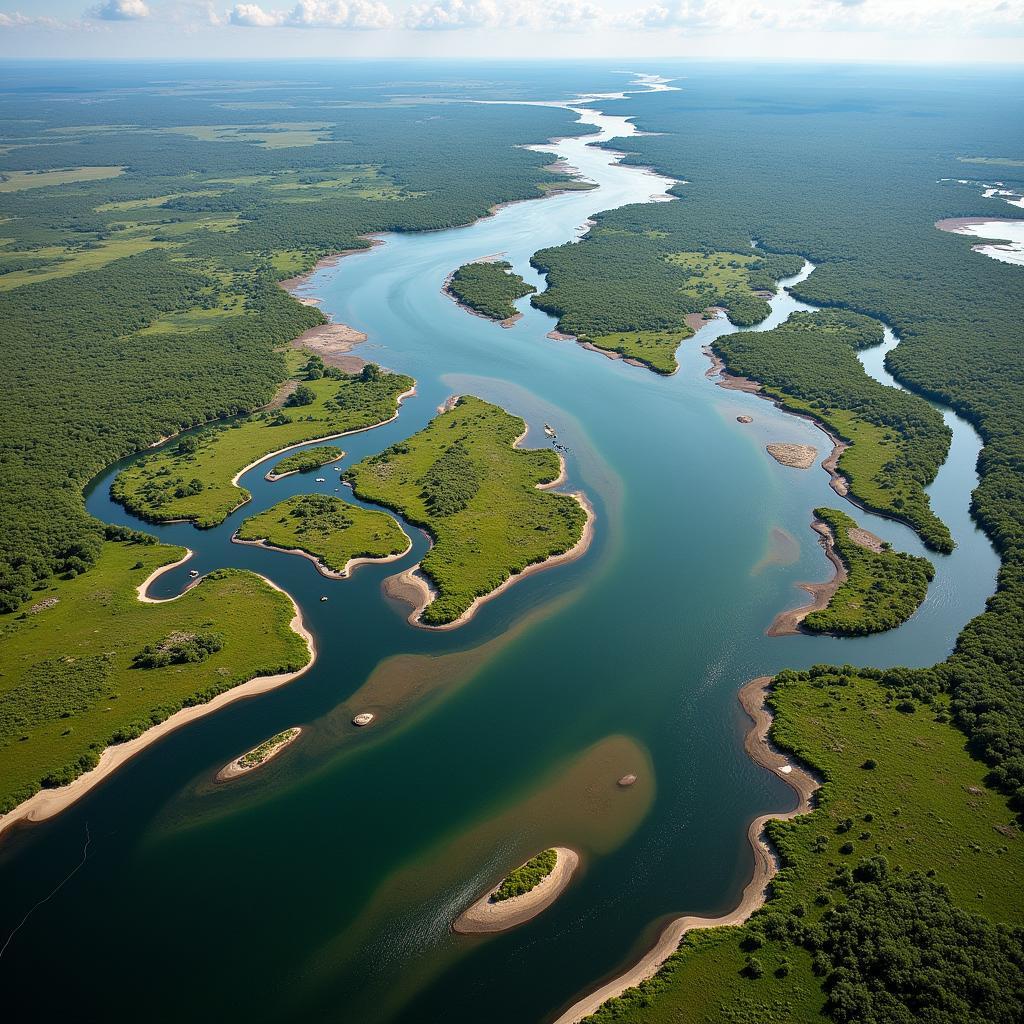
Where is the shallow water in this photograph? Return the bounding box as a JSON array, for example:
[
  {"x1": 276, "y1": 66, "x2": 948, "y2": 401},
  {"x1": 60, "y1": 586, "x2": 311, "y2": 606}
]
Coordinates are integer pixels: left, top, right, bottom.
[{"x1": 0, "y1": 80, "x2": 1000, "y2": 1023}]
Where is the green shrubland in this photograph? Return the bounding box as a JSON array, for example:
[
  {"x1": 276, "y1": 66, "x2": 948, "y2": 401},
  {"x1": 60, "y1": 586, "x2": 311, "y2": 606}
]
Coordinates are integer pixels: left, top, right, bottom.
[{"x1": 447, "y1": 260, "x2": 535, "y2": 321}]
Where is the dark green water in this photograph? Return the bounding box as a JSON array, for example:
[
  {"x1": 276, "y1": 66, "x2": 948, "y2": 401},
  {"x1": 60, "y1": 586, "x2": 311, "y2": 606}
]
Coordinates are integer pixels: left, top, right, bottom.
[{"x1": 0, "y1": 82, "x2": 999, "y2": 1023}]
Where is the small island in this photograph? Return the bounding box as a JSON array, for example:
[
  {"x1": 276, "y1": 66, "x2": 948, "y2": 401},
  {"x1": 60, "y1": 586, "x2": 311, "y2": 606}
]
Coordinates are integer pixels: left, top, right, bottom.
[
  {"x1": 216, "y1": 727, "x2": 302, "y2": 781},
  {"x1": 234, "y1": 493, "x2": 410, "y2": 578},
  {"x1": 344, "y1": 396, "x2": 591, "y2": 627},
  {"x1": 766, "y1": 443, "x2": 818, "y2": 469},
  {"x1": 268, "y1": 445, "x2": 344, "y2": 480},
  {"x1": 453, "y1": 847, "x2": 579, "y2": 934},
  {"x1": 446, "y1": 260, "x2": 536, "y2": 325}
]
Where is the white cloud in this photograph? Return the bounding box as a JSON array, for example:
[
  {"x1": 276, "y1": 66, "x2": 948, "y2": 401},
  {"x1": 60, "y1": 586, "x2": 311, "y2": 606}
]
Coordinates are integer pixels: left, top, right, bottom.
[
  {"x1": 0, "y1": 12, "x2": 65, "y2": 26},
  {"x1": 90, "y1": 0, "x2": 151, "y2": 18},
  {"x1": 403, "y1": 0, "x2": 602, "y2": 29},
  {"x1": 228, "y1": 0, "x2": 395, "y2": 27}
]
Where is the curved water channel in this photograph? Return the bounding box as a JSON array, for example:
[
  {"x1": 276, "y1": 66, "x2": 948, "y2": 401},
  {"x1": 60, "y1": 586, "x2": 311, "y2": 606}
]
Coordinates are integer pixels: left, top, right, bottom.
[{"x1": 0, "y1": 79, "x2": 1000, "y2": 1023}]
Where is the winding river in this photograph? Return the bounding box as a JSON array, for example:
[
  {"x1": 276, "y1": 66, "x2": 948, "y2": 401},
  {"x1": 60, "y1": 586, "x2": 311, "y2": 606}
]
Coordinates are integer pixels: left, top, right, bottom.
[{"x1": 0, "y1": 78, "x2": 1000, "y2": 1023}]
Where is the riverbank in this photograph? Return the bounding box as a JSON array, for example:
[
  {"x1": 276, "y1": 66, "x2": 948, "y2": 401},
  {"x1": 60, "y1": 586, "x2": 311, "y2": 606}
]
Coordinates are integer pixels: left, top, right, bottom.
[
  {"x1": 232, "y1": 531, "x2": 412, "y2": 581},
  {"x1": 453, "y1": 847, "x2": 580, "y2": 934},
  {"x1": 766, "y1": 517, "x2": 846, "y2": 636},
  {"x1": 0, "y1": 573, "x2": 316, "y2": 842},
  {"x1": 552, "y1": 676, "x2": 818, "y2": 1023}
]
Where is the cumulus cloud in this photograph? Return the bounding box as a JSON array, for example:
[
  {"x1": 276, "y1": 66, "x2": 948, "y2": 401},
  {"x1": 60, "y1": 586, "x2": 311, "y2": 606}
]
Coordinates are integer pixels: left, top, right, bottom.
[
  {"x1": 228, "y1": 0, "x2": 395, "y2": 27},
  {"x1": 403, "y1": 0, "x2": 602, "y2": 29},
  {"x1": 90, "y1": 0, "x2": 151, "y2": 18}
]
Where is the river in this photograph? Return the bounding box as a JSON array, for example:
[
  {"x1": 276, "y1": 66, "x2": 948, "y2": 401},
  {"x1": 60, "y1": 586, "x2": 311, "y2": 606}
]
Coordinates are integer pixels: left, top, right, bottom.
[{"x1": 0, "y1": 77, "x2": 1000, "y2": 1023}]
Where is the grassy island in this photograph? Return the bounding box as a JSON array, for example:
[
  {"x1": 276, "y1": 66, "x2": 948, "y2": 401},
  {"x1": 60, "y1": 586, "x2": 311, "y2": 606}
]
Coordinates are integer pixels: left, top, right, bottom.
[
  {"x1": 236, "y1": 494, "x2": 408, "y2": 576},
  {"x1": 713, "y1": 310, "x2": 953, "y2": 552},
  {"x1": 582, "y1": 670, "x2": 1024, "y2": 1024},
  {"x1": 531, "y1": 241, "x2": 802, "y2": 373},
  {"x1": 112, "y1": 364, "x2": 414, "y2": 528},
  {"x1": 344, "y1": 396, "x2": 588, "y2": 626},
  {"x1": 804, "y1": 507, "x2": 934, "y2": 636},
  {"x1": 0, "y1": 537, "x2": 309, "y2": 816},
  {"x1": 270, "y1": 445, "x2": 344, "y2": 479},
  {"x1": 237, "y1": 727, "x2": 300, "y2": 770},
  {"x1": 493, "y1": 848, "x2": 557, "y2": 901},
  {"x1": 447, "y1": 260, "x2": 536, "y2": 322}
]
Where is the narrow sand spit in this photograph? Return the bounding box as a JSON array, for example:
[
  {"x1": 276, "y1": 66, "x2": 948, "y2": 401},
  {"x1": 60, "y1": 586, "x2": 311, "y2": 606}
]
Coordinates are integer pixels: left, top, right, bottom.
[
  {"x1": 0, "y1": 573, "x2": 315, "y2": 841},
  {"x1": 767, "y1": 517, "x2": 846, "y2": 636},
  {"x1": 453, "y1": 848, "x2": 580, "y2": 934},
  {"x1": 766, "y1": 443, "x2": 818, "y2": 470},
  {"x1": 231, "y1": 531, "x2": 412, "y2": 581},
  {"x1": 290, "y1": 323, "x2": 368, "y2": 372},
  {"x1": 216, "y1": 727, "x2": 303, "y2": 782},
  {"x1": 552, "y1": 677, "x2": 819, "y2": 1024}
]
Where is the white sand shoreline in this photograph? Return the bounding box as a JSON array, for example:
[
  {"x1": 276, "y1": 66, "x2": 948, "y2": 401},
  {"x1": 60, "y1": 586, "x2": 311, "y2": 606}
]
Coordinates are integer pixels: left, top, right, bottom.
[
  {"x1": 231, "y1": 530, "x2": 412, "y2": 581},
  {"x1": 552, "y1": 677, "x2": 819, "y2": 1023}
]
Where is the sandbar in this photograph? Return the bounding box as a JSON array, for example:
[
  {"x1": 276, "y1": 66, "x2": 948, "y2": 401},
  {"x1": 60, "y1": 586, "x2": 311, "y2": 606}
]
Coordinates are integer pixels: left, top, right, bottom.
[
  {"x1": 216, "y1": 726, "x2": 302, "y2": 782},
  {"x1": 766, "y1": 517, "x2": 846, "y2": 636},
  {"x1": 552, "y1": 677, "x2": 818, "y2": 1023},
  {"x1": 766, "y1": 443, "x2": 818, "y2": 469},
  {"x1": 453, "y1": 848, "x2": 579, "y2": 934}
]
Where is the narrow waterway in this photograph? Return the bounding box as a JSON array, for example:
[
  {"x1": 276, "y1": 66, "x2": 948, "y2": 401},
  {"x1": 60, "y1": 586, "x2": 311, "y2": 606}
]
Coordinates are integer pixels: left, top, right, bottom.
[{"x1": 0, "y1": 78, "x2": 999, "y2": 1024}]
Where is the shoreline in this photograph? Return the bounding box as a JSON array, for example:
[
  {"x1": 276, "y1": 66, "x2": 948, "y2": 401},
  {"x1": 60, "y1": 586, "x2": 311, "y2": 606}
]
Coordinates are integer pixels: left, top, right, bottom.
[
  {"x1": 0, "y1": 572, "x2": 316, "y2": 842},
  {"x1": 264, "y1": 448, "x2": 346, "y2": 482},
  {"x1": 552, "y1": 676, "x2": 819, "y2": 1024},
  {"x1": 231, "y1": 530, "x2": 413, "y2": 580},
  {"x1": 441, "y1": 271, "x2": 524, "y2": 329},
  {"x1": 215, "y1": 726, "x2": 303, "y2": 782},
  {"x1": 766, "y1": 517, "x2": 846, "y2": 636},
  {"x1": 453, "y1": 848, "x2": 580, "y2": 934}
]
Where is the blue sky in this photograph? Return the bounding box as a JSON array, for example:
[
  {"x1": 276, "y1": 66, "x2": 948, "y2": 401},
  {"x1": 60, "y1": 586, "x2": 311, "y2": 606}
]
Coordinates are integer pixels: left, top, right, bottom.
[{"x1": 2, "y1": 0, "x2": 1023, "y2": 62}]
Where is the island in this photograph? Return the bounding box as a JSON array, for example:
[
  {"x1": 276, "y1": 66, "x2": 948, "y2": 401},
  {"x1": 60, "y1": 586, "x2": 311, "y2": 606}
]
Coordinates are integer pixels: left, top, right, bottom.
[
  {"x1": 111, "y1": 363, "x2": 415, "y2": 528},
  {"x1": 234, "y1": 493, "x2": 410, "y2": 578},
  {"x1": 453, "y1": 847, "x2": 579, "y2": 933},
  {"x1": 217, "y1": 726, "x2": 302, "y2": 781},
  {"x1": 268, "y1": 445, "x2": 345, "y2": 480},
  {"x1": 344, "y1": 395, "x2": 591, "y2": 627},
  {"x1": 446, "y1": 259, "x2": 536, "y2": 325}
]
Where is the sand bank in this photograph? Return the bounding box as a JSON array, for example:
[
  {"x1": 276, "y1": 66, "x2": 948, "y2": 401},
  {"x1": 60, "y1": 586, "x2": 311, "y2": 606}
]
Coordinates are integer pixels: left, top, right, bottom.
[
  {"x1": 552, "y1": 677, "x2": 818, "y2": 1023},
  {"x1": 766, "y1": 443, "x2": 818, "y2": 469},
  {"x1": 216, "y1": 726, "x2": 302, "y2": 782},
  {"x1": 0, "y1": 573, "x2": 316, "y2": 842},
  {"x1": 766, "y1": 517, "x2": 846, "y2": 636},
  {"x1": 232, "y1": 530, "x2": 412, "y2": 581},
  {"x1": 290, "y1": 323, "x2": 368, "y2": 372},
  {"x1": 453, "y1": 848, "x2": 580, "y2": 934}
]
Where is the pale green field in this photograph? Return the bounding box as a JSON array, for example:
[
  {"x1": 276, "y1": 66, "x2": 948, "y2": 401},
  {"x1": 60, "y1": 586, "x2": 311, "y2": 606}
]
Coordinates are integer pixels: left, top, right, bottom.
[{"x1": 0, "y1": 165, "x2": 125, "y2": 192}]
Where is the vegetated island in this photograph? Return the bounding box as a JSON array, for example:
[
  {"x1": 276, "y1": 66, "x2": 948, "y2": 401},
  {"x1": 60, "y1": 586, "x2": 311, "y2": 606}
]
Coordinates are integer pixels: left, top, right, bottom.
[
  {"x1": 0, "y1": 534, "x2": 313, "y2": 830},
  {"x1": 217, "y1": 726, "x2": 301, "y2": 782},
  {"x1": 234, "y1": 493, "x2": 410, "y2": 578},
  {"x1": 797, "y1": 507, "x2": 934, "y2": 636},
  {"x1": 112, "y1": 361, "x2": 414, "y2": 528},
  {"x1": 453, "y1": 847, "x2": 579, "y2": 934},
  {"x1": 569, "y1": 667, "x2": 1024, "y2": 1024},
  {"x1": 344, "y1": 395, "x2": 592, "y2": 628},
  {"x1": 713, "y1": 309, "x2": 954, "y2": 553},
  {"x1": 267, "y1": 444, "x2": 344, "y2": 481},
  {"x1": 446, "y1": 259, "x2": 536, "y2": 325},
  {"x1": 530, "y1": 240, "x2": 803, "y2": 374}
]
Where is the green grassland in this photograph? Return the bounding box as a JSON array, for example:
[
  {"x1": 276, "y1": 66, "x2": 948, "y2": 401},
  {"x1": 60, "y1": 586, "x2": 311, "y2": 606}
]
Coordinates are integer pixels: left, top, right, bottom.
[
  {"x1": 584, "y1": 670, "x2": 1024, "y2": 1023},
  {"x1": 447, "y1": 259, "x2": 536, "y2": 321},
  {"x1": 531, "y1": 245, "x2": 801, "y2": 373},
  {"x1": 493, "y1": 848, "x2": 557, "y2": 901},
  {"x1": 112, "y1": 366, "x2": 414, "y2": 528},
  {"x1": 0, "y1": 536, "x2": 310, "y2": 815},
  {"x1": 163, "y1": 122, "x2": 336, "y2": 148},
  {"x1": 344, "y1": 396, "x2": 587, "y2": 625},
  {"x1": 271, "y1": 445, "x2": 345, "y2": 477},
  {"x1": 804, "y1": 507, "x2": 934, "y2": 636},
  {"x1": 0, "y1": 165, "x2": 125, "y2": 191},
  {"x1": 236, "y1": 493, "x2": 408, "y2": 574},
  {"x1": 713, "y1": 310, "x2": 953, "y2": 552}
]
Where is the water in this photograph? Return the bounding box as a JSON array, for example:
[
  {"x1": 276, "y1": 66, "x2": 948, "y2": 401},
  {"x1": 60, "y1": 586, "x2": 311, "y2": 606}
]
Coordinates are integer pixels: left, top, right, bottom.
[{"x1": 0, "y1": 81, "x2": 999, "y2": 1023}]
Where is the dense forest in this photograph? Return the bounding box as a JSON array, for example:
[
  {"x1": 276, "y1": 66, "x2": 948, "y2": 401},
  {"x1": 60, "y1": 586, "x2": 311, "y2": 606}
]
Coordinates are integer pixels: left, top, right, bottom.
[{"x1": 446, "y1": 260, "x2": 536, "y2": 322}]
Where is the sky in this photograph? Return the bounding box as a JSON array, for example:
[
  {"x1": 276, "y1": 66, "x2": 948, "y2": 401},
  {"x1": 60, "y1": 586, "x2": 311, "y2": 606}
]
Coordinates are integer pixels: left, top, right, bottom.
[{"x1": 1, "y1": 0, "x2": 1023, "y2": 62}]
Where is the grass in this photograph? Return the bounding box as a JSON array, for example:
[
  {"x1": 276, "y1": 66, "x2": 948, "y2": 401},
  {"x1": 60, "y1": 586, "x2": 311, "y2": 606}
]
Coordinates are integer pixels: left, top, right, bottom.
[
  {"x1": 237, "y1": 727, "x2": 300, "y2": 769},
  {"x1": 112, "y1": 367, "x2": 414, "y2": 528},
  {"x1": 270, "y1": 445, "x2": 345, "y2": 477},
  {"x1": 236, "y1": 494, "x2": 408, "y2": 575},
  {"x1": 0, "y1": 237, "x2": 172, "y2": 291},
  {"x1": 344, "y1": 396, "x2": 587, "y2": 625},
  {"x1": 493, "y1": 848, "x2": 558, "y2": 901},
  {"x1": 587, "y1": 330, "x2": 692, "y2": 374},
  {"x1": 0, "y1": 538, "x2": 309, "y2": 815},
  {"x1": 804, "y1": 507, "x2": 934, "y2": 636},
  {"x1": 0, "y1": 166, "x2": 125, "y2": 192},
  {"x1": 583, "y1": 671, "x2": 1023, "y2": 1022},
  {"x1": 163, "y1": 123, "x2": 335, "y2": 148}
]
